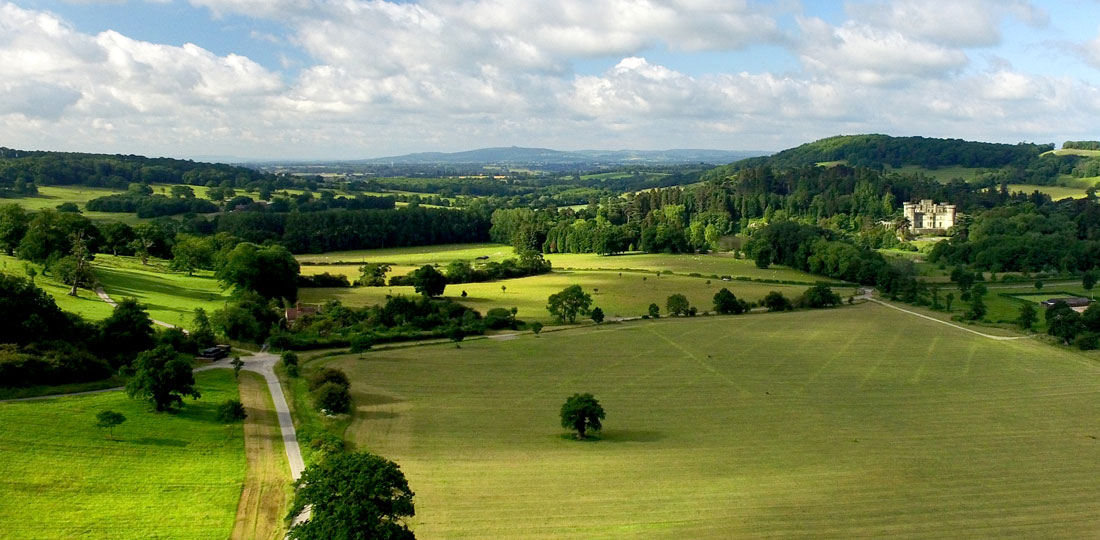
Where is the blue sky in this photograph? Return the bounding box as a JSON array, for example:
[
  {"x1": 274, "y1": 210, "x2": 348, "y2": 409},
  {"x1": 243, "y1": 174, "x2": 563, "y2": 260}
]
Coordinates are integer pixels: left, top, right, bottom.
[{"x1": 2, "y1": 1, "x2": 1100, "y2": 159}]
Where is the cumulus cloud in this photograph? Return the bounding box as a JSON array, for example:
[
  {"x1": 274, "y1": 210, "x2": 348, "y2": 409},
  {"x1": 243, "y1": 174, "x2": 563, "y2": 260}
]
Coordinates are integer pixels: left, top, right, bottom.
[
  {"x1": 0, "y1": 0, "x2": 1097, "y2": 158},
  {"x1": 846, "y1": 0, "x2": 1047, "y2": 48}
]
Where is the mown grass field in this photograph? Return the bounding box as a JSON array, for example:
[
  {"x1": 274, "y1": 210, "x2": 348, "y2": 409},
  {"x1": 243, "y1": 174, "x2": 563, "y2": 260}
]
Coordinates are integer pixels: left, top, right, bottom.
[
  {"x1": 298, "y1": 244, "x2": 833, "y2": 284},
  {"x1": 0, "y1": 254, "x2": 117, "y2": 320},
  {"x1": 299, "y1": 269, "x2": 853, "y2": 322},
  {"x1": 0, "y1": 370, "x2": 245, "y2": 540},
  {"x1": 94, "y1": 254, "x2": 232, "y2": 328},
  {"x1": 337, "y1": 303, "x2": 1100, "y2": 538},
  {"x1": 1005, "y1": 184, "x2": 1091, "y2": 200}
]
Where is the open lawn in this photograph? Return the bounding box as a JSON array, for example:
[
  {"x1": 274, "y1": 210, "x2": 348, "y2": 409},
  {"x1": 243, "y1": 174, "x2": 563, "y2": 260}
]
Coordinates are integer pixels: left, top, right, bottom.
[
  {"x1": 299, "y1": 270, "x2": 854, "y2": 322},
  {"x1": 1044, "y1": 148, "x2": 1100, "y2": 158},
  {"x1": 0, "y1": 254, "x2": 117, "y2": 321},
  {"x1": 1005, "y1": 184, "x2": 1091, "y2": 200},
  {"x1": 886, "y1": 165, "x2": 985, "y2": 183},
  {"x1": 298, "y1": 244, "x2": 834, "y2": 284},
  {"x1": 94, "y1": 254, "x2": 232, "y2": 328},
  {"x1": 0, "y1": 370, "x2": 245, "y2": 540},
  {"x1": 335, "y1": 303, "x2": 1100, "y2": 538}
]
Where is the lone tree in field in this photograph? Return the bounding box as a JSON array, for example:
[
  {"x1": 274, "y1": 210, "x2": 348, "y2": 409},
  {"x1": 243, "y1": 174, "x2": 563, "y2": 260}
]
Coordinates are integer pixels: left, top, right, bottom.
[
  {"x1": 530, "y1": 321, "x2": 543, "y2": 336},
  {"x1": 126, "y1": 345, "x2": 201, "y2": 412},
  {"x1": 648, "y1": 303, "x2": 660, "y2": 318},
  {"x1": 591, "y1": 307, "x2": 605, "y2": 324},
  {"x1": 409, "y1": 265, "x2": 447, "y2": 298},
  {"x1": 287, "y1": 451, "x2": 416, "y2": 540},
  {"x1": 546, "y1": 284, "x2": 592, "y2": 324},
  {"x1": 560, "y1": 393, "x2": 605, "y2": 440},
  {"x1": 95, "y1": 410, "x2": 126, "y2": 440}
]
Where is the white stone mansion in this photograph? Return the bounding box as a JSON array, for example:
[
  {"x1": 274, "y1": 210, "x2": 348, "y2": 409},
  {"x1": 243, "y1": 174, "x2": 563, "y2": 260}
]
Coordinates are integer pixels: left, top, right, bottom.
[{"x1": 903, "y1": 200, "x2": 956, "y2": 234}]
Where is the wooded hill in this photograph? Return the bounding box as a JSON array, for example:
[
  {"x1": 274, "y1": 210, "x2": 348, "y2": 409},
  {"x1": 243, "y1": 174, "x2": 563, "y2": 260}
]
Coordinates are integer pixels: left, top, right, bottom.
[
  {"x1": 0, "y1": 147, "x2": 296, "y2": 194},
  {"x1": 712, "y1": 134, "x2": 1052, "y2": 172}
]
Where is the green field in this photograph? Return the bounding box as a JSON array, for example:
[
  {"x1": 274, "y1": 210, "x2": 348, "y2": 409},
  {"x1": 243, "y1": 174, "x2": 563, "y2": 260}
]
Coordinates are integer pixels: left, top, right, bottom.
[
  {"x1": 334, "y1": 303, "x2": 1100, "y2": 538},
  {"x1": 299, "y1": 245, "x2": 833, "y2": 285},
  {"x1": 0, "y1": 254, "x2": 117, "y2": 321},
  {"x1": 94, "y1": 255, "x2": 232, "y2": 328},
  {"x1": 0, "y1": 370, "x2": 245, "y2": 540},
  {"x1": 299, "y1": 270, "x2": 852, "y2": 322},
  {"x1": 1044, "y1": 148, "x2": 1100, "y2": 158},
  {"x1": 1005, "y1": 184, "x2": 1091, "y2": 200},
  {"x1": 886, "y1": 165, "x2": 985, "y2": 183}
]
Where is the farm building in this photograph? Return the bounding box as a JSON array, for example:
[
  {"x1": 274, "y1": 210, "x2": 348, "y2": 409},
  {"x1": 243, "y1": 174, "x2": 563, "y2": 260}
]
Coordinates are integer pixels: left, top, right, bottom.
[
  {"x1": 285, "y1": 302, "x2": 319, "y2": 324},
  {"x1": 1040, "y1": 297, "x2": 1091, "y2": 311}
]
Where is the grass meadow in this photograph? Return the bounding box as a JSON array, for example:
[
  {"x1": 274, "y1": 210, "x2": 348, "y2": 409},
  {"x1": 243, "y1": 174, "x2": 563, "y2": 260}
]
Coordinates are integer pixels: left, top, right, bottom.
[
  {"x1": 299, "y1": 269, "x2": 854, "y2": 323},
  {"x1": 298, "y1": 244, "x2": 835, "y2": 287},
  {"x1": 0, "y1": 370, "x2": 245, "y2": 540},
  {"x1": 93, "y1": 255, "x2": 232, "y2": 328},
  {"x1": 333, "y1": 303, "x2": 1100, "y2": 538}
]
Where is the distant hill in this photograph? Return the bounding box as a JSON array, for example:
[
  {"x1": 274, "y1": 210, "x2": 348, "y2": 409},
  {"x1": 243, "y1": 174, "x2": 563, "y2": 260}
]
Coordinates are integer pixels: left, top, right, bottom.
[
  {"x1": 718, "y1": 134, "x2": 1053, "y2": 173},
  {"x1": 354, "y1": 146, "x2": 765, "y2": 166}
]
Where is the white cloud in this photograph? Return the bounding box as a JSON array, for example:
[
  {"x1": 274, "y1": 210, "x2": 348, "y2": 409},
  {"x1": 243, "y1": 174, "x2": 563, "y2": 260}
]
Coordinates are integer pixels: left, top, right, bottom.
[
  {"x1": 846, "y1": 0, "x2": 1047, "y2": 48},
  {"x1": 0, "y1": 1, "x2": 1097, "y2": 158}
]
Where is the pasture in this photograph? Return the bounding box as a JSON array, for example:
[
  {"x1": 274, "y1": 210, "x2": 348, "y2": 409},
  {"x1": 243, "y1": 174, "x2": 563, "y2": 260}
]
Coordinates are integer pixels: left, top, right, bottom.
[
  {"x1": 94, "y1": 254, "x2": 232, "y2": 328},
  {"x1": 0, "y1": 370, "x2": 246, "y2": 540},
  {"x1": 298, "y1": 244, "x2": 834, "y2": 285},
  {"x1": 1005, "y1": 184, "x2": 1091, "y2": 200},
  {"x1": 298, "y1": 269, "x2": 851, "y2": 322},
  {"x1": 336, "y1": 303, "x2": 1100, "y2": 538}
]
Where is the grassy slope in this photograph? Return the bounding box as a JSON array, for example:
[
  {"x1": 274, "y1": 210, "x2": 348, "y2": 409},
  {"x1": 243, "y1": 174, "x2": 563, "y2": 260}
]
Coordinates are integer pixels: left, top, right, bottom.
[
  {"x1": 298, "y1": 245, "x2": 832, "y2": 284},
  {"x1": 0, "y1": 370, "x2": 245, "y2": 540},
  {"x1": 94, "y1": 255, "x2": 232, "y2": 329},
  {"x1": 300, "y1": 270, "x2": 854, "y2": 322},
  {"x1": 0, "y1": 254, "x2": 117, "y2": 321},
  {"x1": 338, "y1": 304, "x2": 1100, "y2": 539}
]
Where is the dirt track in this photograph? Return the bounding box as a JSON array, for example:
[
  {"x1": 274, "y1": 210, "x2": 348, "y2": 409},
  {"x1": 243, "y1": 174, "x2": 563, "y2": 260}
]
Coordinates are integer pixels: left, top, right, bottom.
[{"x1": 230, "y1": 371, "x2": 290, "y2": 540}]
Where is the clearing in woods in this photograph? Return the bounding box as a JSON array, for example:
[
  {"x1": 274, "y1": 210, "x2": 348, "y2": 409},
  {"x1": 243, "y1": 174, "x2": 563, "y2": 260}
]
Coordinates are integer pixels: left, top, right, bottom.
[{"x1": 332, "y1": 302, "x2": 1100, "y2": 538}]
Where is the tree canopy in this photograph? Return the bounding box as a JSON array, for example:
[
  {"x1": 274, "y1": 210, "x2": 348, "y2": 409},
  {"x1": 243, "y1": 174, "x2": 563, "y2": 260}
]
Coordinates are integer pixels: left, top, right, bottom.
[
  {"x1": 546, "y1": 285, "x2": 592, "y2": 324},
  {"x1": 217, "y1": 242, "x2": 300, "y2": 303},
  {"x1": 560, "y1": 393, "x2": 605, "y2": 440},
  {"x1": 125, "y1": 345, "x2": 200, "y2": 412},
  {"x1": 287, "y1": 451, "x2": 416, "y2": 540}
]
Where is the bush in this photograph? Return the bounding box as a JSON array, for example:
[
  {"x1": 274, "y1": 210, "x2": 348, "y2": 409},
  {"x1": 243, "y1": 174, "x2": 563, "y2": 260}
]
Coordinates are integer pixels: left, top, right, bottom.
[
  {"x1": 315, "y1": 382, "x2": 351, "y2": 414},
  {"x1": 1076, "y1": 332, "x2": 1100, "y2": 351},
  {"x1": 307, "y1": 367, "x2": 350, "y2": 392},
  {"x1": 216, "y1": 399, "x2": 247, "y2": 422},
  {"x1": 302, "y1": 427, "x2": 346, "y2": 455},
  {"x1": 298, "y1": 272, "x2": 351, "y2": 288},
  {"x1": 762, "y1": 291, "x2": 792, "y2": 312}
]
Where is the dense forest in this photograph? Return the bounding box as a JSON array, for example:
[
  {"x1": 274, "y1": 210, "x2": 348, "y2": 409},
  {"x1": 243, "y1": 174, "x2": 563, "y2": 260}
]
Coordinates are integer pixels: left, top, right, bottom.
[{"x1": 0, "y1": 147, "x2": 304, "y2": 195}]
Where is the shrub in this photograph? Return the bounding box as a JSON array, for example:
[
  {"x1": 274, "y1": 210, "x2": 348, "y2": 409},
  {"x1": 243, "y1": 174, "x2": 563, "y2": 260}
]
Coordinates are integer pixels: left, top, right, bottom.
[
  {"x1": 307, "y1": 367, "x2": 350, "y2": 392},
  {"x1": 315, "y1": 382, "x2": 351, "y2": 414},
  {"x1": 216, "y1": 399, "x2": 247, "y2": 422},
  {"x1": 1076, "y1": 332, "x2": 1100, "y2": 351}
]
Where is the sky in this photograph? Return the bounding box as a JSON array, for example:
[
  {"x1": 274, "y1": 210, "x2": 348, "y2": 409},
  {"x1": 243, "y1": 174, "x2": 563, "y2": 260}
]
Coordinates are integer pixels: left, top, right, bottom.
[{"x1": 3, "y1": 0, "x2": 1100, "y2": 160}]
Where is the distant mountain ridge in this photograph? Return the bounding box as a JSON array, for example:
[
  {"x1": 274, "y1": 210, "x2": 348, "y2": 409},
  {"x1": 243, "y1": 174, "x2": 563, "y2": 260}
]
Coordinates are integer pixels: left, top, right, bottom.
[{"x1": 354, "y1": 146, "x2": 766, "y2": 165}]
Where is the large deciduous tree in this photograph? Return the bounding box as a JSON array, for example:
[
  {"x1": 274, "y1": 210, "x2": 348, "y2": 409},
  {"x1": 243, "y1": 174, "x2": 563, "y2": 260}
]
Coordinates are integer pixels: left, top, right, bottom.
[
  {"x1": 560, "y1": 393, "x2": 605, "y2": 440},
  {"x1": 409, "y1": 265, "x2": 447, "y2": 298},
  {"x1": 98, "y1": 298, "x2": 156, "y2": 368},
  {"x1": 287, "y1": 451, "x2": 416, "y2": 540},
  {"x1": 217, "y1": 242, "x2": 300, "y2": 303},
  {"x1": 546, "y1": 285, "x2": 592, "y2": 324},
  {"x1": 125, "y1": 345, "x2": 200, "y2": 412}
]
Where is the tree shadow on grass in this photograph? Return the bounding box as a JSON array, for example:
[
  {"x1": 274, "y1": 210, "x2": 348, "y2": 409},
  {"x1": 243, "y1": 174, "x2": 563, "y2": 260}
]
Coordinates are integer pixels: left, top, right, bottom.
[
  {"x1": 357, "y1": 410, "x2": 399, "y2": 421},
  {"x1": 129, "y1": 437, "x2": 188, "y2": 447},
  {"x1": 352, "y1": 392, "x2": 402, "y2": 407},
  {"x1": 556, "y1": 429, "x2": 664, "y2": 443}
]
